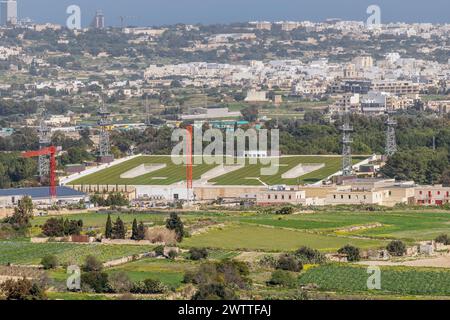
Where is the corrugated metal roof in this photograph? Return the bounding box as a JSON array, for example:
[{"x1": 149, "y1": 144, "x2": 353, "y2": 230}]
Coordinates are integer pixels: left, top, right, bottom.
[{"x1": 0, "y1": 186, "x2": 86, "y2": 199}]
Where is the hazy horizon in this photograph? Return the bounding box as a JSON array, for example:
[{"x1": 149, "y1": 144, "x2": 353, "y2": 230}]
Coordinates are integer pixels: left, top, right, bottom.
[{"x1": 12, "y1": 0, "x2": 450, "y2": 27}]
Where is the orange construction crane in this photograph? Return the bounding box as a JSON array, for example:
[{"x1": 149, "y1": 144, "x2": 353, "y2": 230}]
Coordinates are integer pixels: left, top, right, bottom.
[{"x1": 22, "y1": 146, "x2": 57, "y2": 198}]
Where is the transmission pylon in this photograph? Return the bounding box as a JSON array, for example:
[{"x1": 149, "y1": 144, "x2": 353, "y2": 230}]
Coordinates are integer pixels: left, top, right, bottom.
[
  {"x1": 385, "y1": 111, "x2": 397, "y2": 157},
  {"x1": 97, "y1": 101, "x2": 112, "y2": 162},
  {"x1": 340, "y1": 108, "x2": 353, "y2": 176},
  {"x1": 145, "y1": 97, "x2": 151, "y2": 126}
]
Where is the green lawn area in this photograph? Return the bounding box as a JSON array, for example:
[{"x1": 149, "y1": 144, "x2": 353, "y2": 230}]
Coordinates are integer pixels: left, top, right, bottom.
[
  {"x1": 182, "y1": 224, "x2": 385, "y2": 252},
  {"x1": 0, "y1": 241, "x2": 154, "y2": 265},
  {"x1": 299, "y1": 264, "x2": 450, "y2": 296},
  {"x1": 69, "y1": 155, "x2": 367, "y2": 186}
]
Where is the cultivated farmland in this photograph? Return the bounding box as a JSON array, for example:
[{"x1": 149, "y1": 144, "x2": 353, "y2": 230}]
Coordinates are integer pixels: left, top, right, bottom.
[
  {"x1": 0, "y1": 241, "x2": 154, "y2": 265},
  {"x1": 181, "y1": 224, "x2": 386, "y2": 252},
  {"x1": 298, "y1": 264, "x2": 450, "y2": 296}
]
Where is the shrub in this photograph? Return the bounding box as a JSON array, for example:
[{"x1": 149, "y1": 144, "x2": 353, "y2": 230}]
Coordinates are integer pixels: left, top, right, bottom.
[
  {"x1": 277, "y1": 254, "x2": 303, "y2": 272},
  {"x1": 41, "y1": 255, "x2": 58, "y2": 270},
  {"x1": 131, "y1": 278, "x2": 167, "y2": 294},
  {"x1": 0, "y1": 278, "x2": 47, "y2": 300},
  {"x1": 41, "y1": 218, "x2": 64, "y2": 237},
  {"x1": 259, "y1": 255, "x2": 278, "y2": 269},
  {"x1": 41, "y1": 218, "x2": 82, "y2": 237},
  {"x1": 108, "y1": 272, "x2": 133, "y2": 293},
  {"x1": 189, "y1": 248, "x2": 209, "y2": 261},
  {"x1": 154, "y1": 245, "x2": 165, "y2": 257},
  {"x1": 82, "y1": 255, "x2": 103, "y2": 272},
  {"x1": 184, "y1": 260, "x2": 251, "y2": 291},
  {"x1": 387, "y1": 240, "x2": 406, "y2": 257},
  {"x1": 167, "y1": 249, "x2": 178, "y2": 260},
  {"x1": 183, "y1": 271, "x2": 196, "y2": 284},
  {"x1": 267, "y1": 270, "x2": 297, "y2": 288},
  {"x1": 193, "y1": 283, "x2": 236, "y2": 300},
  {"x1": 338, "y1": 245, "x2": 360, "y2": 262},
  {"x1": 81, "y1": 272, "x2": 110, "y2": 293},
  {"x1": 166, "y1": 212, "x2": 184, "y2": 242},
  {"x1": 295, "y1": 246, "x2": 326, "y2": 264},
  {"x1": 145, "y1": 227, "x2": 177, "y2": 245},
  {"x1": 435, "y1": 234, "x2": 450, "y2": 245},
  {"x1": 275, "y1": 206, "x2": 294, "y2": 215}
]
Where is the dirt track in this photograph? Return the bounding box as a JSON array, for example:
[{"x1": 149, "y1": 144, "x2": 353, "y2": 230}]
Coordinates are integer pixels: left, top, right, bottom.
[{"x1": 359, "y1": 255, "x2": 450, "y2": 268}]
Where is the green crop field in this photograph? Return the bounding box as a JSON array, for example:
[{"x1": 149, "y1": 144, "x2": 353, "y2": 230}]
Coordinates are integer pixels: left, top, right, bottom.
[
  {"x1": 0, "y1": 241, "x2": 154, "y2": 265},
  {"x1": 181, "y1": 224, "x2": 386, "y2": 252},
  {"x1": 299, "y1": 264, "x2": 450, "y2": 296},
  {"x1": 236, "y1": 210, "x2": 450, "y2": 242},
  {"x1": 68, "y1": 155, "x2": 367, "y2": 186},
  {"x1": 31, "y1": 209, "x2": 450, "y2": 243},
  {"x1": 107, "y1": 258, "x2": 197, "y2": 288}
]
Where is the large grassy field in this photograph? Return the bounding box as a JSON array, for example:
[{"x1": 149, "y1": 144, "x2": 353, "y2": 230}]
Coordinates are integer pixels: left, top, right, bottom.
[
  {"x1": 182, "y1": 224, "x2": 386, "y2": 252},
  {"x1": 299, "y1": 264, "x2": 450, "y2": 296},
  {"x1": 0, "y1": 241, "x2": 154, "y2": 265},
  {"x1": 68, "y1": 155, "x2": 367, "y2": 186}
]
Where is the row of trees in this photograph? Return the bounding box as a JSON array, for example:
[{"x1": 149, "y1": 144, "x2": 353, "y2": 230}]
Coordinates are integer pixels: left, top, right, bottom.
[
  {"x1": 103, "y1": 212, "x2": 184, "y2": 242},
  {"x1": 104, "y1": 215, "x2": 145, "y2": 240},
  {"x1": 90, "y1": 193, "x2": 129, "y2": 207}
]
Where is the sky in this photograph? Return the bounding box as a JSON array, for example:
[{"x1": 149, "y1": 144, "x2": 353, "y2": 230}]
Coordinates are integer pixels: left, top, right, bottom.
[{"x1": 15, "y1": 0, "x2": 450, "y2": 27}]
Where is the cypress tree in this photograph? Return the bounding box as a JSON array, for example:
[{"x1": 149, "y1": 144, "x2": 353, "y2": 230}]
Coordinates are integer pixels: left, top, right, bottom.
[
  {"x1": 166, "y1": 212, "x2": 184, "y2": 242},
  {"x1": 112, "y1": 217, "x2": 126, "y2": 239},
  {"x1": 137, "y1": 221, "x2": 146, "y2": 241},
  {"x1": 131, "y1": 218, "x2": 138, "y2": 240},
  {"x1": 105, "y1": 214, "x2": 112, "y2": 239}
]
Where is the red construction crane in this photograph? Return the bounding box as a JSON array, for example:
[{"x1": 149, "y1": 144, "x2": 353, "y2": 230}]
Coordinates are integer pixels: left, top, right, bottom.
[{"x1": 22, "y1": 146, "x2": 57, "y2": 198}]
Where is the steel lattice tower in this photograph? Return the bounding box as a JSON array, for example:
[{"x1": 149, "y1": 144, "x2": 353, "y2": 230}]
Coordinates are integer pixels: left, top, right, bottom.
[
  {"x1": 340, "y1": 109, "x2": 353, "y2": 176},
  {"x1": 98, "y1": 103, "x2": 111, "y2": 157},
  {"x1": 38, "y1": 119, "x2": 51, "y2": 179},
  {"x1": 385, "y1": 111, "x2": 397, "y2": 157},
  {"x1": 145, "y1": 97, "x2": 151, "y2": 127}
]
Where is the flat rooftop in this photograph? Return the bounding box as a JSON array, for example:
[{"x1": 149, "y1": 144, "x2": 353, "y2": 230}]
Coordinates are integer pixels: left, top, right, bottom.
[{"x1": 0, "y1": 186, "x2": 86, "y2": 198}]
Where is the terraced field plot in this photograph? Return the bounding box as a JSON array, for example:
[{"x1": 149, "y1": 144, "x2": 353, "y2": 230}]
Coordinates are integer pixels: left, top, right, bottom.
[
  {"x1": 68, "y1": 155, "x2": 367, "y2": 186},
  {"x1": 237, "y1": 210, "x2": 450, "y2": 242},
  {"x1": 0, "y1": 241, "x2": 154, "y2": 265},
  {"x1": 181, "y1": 224, "x2": 386, "y2": 252},
  {"x1": 107, "y1": 258, "x2": 197, "y2": 288},
  {"x1": 299, "y1": 264, "x2": 450, "y2": 296}
]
